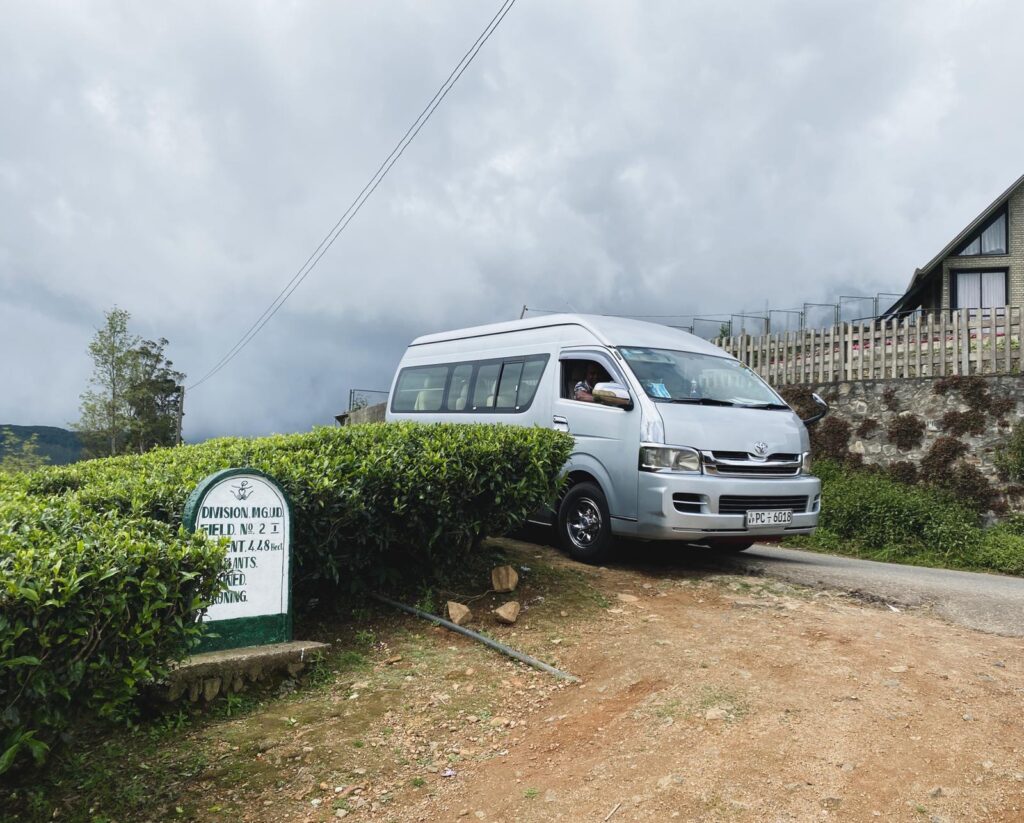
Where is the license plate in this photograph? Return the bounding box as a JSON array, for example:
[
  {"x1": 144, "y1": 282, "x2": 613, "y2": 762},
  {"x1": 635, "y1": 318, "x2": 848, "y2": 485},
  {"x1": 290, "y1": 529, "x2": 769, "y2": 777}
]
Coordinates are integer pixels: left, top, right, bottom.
[{"x1": 745, "y1": 509, "x2": 793, "y2": 528}]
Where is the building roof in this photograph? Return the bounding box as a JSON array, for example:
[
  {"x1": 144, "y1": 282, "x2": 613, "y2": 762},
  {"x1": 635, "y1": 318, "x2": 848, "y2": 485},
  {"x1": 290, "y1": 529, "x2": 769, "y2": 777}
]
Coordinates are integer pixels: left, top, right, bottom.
[
  {"x1": 410, "y1": 313, "x2": 727, "y2": 357},
  {"x1": 886, "y1": 173, "x2": 1024, "y2": 315}
]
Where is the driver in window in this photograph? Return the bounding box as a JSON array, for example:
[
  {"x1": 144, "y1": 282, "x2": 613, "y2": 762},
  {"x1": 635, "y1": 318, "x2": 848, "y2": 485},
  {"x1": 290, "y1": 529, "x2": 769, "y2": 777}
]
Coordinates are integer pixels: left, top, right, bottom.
[{"x1": 574, "y1": 363, "x2": 609, "y2": 402}]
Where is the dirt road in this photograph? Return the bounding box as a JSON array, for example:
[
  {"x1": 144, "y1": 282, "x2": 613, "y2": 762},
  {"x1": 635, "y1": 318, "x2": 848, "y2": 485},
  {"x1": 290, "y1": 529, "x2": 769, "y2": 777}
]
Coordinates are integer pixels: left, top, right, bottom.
[
  {"x1": 397, "y1": 540, "x2": 1024, "y2": 822},
  {"x1": 18, "y1": 538, "x2": 1024, "y2": 823}
]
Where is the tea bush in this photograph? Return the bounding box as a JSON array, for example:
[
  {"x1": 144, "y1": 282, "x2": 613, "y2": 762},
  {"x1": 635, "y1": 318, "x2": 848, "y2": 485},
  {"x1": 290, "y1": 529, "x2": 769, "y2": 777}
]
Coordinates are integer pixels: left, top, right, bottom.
[
  {"x1": 1, "y1": 491, "x2": 224, "y2": 775},
  {"x1": 811, "y1": 459, "x2": 977, "y2": 556},
  {"x1": 1, "y1": 422, "x2": 574, "y2": 774},
  {"x1": 23, "y1": 423, "x2": 574, "y2": 591},
  {"x1": 799, "y1": 459, "x2": 1024, "y2": 574}
]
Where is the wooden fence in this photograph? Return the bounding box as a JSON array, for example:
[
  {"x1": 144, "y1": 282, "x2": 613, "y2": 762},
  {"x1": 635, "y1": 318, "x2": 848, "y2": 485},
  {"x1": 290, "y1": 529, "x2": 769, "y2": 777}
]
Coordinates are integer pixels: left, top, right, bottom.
[{"x1": 714, "y1": 306, "x2": 1023, "y2": 385}]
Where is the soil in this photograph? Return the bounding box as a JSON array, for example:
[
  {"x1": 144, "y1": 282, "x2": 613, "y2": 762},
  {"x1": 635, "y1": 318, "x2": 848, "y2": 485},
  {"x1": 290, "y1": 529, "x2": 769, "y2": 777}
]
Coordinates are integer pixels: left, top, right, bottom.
[
  {"x1": 11, "y1": 538, "x2": 1024, "y2": 823},
  {"x1": 394, "y1": 540, "x2": 1024, "y2": 823}
]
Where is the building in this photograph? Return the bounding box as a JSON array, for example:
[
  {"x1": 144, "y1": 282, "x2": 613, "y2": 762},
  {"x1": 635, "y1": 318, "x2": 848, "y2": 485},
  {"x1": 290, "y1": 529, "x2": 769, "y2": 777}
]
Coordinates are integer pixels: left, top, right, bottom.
[{"x1": 886, "y1": 174, "x2": 1024, "y2": 316}]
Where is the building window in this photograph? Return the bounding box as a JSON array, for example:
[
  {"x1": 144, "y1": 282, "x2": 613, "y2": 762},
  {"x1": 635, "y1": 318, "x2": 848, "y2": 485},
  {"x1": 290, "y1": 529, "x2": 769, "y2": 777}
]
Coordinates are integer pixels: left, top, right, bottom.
[
  {"x1": 952, "y1": 270, "x2": 1007, "y2": 309},
  {"x1": 957, "y1": 209, "x2": 1008, "y2": 256}
]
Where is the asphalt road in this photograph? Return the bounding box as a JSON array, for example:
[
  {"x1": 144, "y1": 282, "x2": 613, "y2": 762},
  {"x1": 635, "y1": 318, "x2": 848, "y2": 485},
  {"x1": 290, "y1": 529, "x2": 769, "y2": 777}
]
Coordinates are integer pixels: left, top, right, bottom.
[
  {"x1": 707, "y1": 544, "x2": 1024, "y2": 638},
  {"x1": 515, "y1": 525, "x2": 1024, "y2": 637}
]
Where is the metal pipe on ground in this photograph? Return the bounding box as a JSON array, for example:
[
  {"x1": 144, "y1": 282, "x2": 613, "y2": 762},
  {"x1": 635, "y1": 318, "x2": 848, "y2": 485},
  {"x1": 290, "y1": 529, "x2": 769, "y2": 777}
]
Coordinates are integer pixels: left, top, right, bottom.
[{"x1": 372, "y1": 593, "x2": 581, "y2": 683}]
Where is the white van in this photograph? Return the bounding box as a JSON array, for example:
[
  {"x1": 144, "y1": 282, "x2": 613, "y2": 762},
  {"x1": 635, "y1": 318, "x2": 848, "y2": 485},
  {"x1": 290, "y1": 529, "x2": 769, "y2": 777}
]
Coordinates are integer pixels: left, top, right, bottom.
[{"x1": 386, "y1": 314, "x2": 823, "y2": 562}]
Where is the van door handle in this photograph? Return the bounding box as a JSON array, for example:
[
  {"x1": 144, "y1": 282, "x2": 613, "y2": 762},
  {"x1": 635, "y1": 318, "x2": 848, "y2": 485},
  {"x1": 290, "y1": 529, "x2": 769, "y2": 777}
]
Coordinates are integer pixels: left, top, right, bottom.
[{"x1": 552, "y1": 415, "x2": 569, "y2": 432}]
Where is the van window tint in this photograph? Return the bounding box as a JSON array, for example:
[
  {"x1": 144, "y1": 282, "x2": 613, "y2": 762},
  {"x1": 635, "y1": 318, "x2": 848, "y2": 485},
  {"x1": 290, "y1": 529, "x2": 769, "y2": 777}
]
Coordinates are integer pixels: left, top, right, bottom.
[
  {"x1": 447, "y1": 364, "x2": 472, "y2": 410},
  {"x1": 392, "y1": 365, "x2": 449, "y2": 412},
  {"x1": 517, "y1": 358, "x2": 546, "y2": 406},
  {"x1": 472, "y1": 363, "x2": 502, "y2": 409},
  {"x1": 392, "y1": 354, "x2": 548, "y2": 414},
  {"x1": 495, "y1": 361, "x2": 523, "y2": 409}
]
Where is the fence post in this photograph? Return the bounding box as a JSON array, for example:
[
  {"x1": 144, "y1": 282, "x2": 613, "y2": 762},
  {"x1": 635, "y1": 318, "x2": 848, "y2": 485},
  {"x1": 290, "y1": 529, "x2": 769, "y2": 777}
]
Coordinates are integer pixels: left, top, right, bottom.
[
  {"x1": 817, "y1": 328, "x2": 825, "y2": 383},
  {"x1": 879, "y1": 317, "x2": 888, "y2": 379},
  {"x1": 951, "y1": 311, "x2": 960, "y2": 375},
  {"x1": 890, "y1": 316, "x2": 898, "y2": 379},
  {"x1": 958, "y1": 309, "x2": 966, "y2": 372},
  {"x1": 1006, "y1": 306, "x2": 1014, "y2": 374},
  {"x1": 940, "y1": 311, "x2": 948, "y2": 376},
  {"x1": 1011, "y1": 307, "x2": 1019, "y2": 374},
  {"x1": 866, "y1": 319, "x2": 873, "y2": 379},
  {"x1": 801, "y1": 328, "x2": 808, "y2": 384},
  {"x1": 785, "y1": 331, "x2": 792, "y2": 385}
]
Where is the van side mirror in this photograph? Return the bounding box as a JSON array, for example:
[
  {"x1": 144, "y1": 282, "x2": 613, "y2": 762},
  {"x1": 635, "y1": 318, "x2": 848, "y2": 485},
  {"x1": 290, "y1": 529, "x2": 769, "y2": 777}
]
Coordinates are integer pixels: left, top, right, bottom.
[
  {"x1": 801, "y1": 392, "x2": 829, "y2": 426},
  {"x1": 592, "y1": 382, "x2": 633, "y2": 410}
]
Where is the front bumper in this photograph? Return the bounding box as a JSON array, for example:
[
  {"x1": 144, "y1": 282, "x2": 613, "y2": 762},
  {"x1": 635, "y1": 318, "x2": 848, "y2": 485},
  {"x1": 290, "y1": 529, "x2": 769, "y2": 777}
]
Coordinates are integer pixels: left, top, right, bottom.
[{"x1": 632, "y1": 471, "x2": 821, "y2": 541}]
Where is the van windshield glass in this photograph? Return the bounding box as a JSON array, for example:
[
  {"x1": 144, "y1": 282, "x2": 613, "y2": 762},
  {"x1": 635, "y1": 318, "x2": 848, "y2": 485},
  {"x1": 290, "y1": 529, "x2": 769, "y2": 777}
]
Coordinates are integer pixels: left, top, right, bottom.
[{"x1": 618, "y1": 347, "x2": 783, "y2": 407}]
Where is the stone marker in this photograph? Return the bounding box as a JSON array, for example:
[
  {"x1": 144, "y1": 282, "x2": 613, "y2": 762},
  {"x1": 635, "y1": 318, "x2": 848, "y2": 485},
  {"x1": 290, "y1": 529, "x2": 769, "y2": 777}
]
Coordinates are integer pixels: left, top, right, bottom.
[
  {"x1": 447, "y1": 601, "x2": 472, "y2": 625},
  {"x1": 491, "y1": 565, "x2": 519, "y2": 593},
  {"x1": 494, "y1": 601, "x2": 521, "y2": 624},
  {"x1": 184, "y1": 468, "x2": 293, "y2": 652}
]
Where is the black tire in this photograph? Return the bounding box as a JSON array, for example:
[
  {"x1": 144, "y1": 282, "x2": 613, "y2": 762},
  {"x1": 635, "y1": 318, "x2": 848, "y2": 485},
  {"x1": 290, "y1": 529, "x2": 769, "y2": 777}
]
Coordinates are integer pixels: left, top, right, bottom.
[
  {"x1": 557, "y1": 481, "x2": 613, "y2": 563},
  {"x1": 709, "y1": 539, "x2": 755, "y2": 553}
]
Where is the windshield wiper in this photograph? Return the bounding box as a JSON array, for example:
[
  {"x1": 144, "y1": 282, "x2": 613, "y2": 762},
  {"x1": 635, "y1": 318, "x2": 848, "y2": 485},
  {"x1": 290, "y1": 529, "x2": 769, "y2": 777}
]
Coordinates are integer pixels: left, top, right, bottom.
[
  {"x1": 661, "y1": 397, "x2": 737, "y2": 407},
  {"x1": 735, "y1": 402, "x2": 790, "y2": 410}
]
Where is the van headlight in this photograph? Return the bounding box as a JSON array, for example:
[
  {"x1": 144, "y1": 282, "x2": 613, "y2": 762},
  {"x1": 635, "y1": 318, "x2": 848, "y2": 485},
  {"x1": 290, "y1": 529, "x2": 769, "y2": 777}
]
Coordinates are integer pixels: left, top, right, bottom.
[
  {"x1": 801, "y1": 452, "x2": 812, "y2": 474},
  {"x1": 639, "y1": 445, "x2": 702, "y2": 473}
]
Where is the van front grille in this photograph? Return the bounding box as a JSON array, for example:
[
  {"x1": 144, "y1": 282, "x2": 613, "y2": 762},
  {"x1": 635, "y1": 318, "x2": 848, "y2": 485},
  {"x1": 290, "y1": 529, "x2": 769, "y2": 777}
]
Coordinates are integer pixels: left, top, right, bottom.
[
  {"x1": 718, "y1": 495, "x2": 808, "y2": 515},
  {"x1": 711, "y1": 451, "x2": 799, "y2": 462},
  {"x1": 701, "y1": 451, "x2": 802, "y2": 478}
]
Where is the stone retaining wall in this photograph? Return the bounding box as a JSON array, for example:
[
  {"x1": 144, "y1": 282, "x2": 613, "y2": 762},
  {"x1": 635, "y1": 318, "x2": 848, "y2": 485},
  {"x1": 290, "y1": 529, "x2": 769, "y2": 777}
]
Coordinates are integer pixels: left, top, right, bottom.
[{"x1": 799, "y1": 376, "x2": 1023, "y2": 482}]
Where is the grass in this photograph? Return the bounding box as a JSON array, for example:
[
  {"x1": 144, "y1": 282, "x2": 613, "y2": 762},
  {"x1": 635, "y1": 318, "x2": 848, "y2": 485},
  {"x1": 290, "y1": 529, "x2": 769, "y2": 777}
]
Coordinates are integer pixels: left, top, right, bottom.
[
  {"x1": 781, "y1": 459, "x2": 1024, "y2": 577},
  {"x1": 652, "y1": 699, "x2": 682, "y2": 721},
  {"x1": 693, "y1": 685, "x2": 749, "y2": 720},
  {"x1": 785, "y1": 526, "x2": 1024, "y2": 576},
  {"x1": 2, "y1": 539, "x2": 601, "y2": 823}
]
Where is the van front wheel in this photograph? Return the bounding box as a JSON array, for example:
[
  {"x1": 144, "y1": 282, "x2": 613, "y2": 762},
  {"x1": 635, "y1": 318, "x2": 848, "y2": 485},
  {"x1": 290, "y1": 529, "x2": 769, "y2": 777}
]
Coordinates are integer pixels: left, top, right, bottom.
[{"x1": 557, "y1": 482, "x2": 612, "y2": 564}]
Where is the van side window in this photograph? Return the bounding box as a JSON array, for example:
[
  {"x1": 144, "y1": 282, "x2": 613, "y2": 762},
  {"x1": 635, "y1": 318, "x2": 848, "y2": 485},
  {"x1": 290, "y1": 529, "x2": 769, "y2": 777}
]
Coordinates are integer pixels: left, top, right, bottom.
[
  {"x1": 447, "y1": 364, "x2": 472, "y2": 411},
  {"x1": 561, "y1": 359, "x2": 610, "y2": 401},
  {"x1": 392, "y1": 365, "x2": 449, "y2": 412},
  {"x1": 391, "y1": 355, "x2": 548, "y2": 414},
  {"x1": 472, "y1": 362, "x2": 502, "y2": 410},
  {"x1": 495, "y1": 361, "x2": 523, "y2": 409},
  {"x1": 517, "y1": 359, "x2": 546, "y2": 407}
]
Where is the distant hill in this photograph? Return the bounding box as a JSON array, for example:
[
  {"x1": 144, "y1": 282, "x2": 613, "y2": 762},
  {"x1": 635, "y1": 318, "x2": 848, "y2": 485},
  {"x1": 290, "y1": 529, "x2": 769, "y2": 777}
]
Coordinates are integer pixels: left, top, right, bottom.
[{"x1": 0, "y1": 425, "x2": 84, "y2": 466}]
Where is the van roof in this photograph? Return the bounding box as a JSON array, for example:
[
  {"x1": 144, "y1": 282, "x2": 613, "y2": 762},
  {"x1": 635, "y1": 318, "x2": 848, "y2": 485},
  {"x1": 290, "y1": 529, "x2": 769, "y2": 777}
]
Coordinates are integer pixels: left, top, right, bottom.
[{"x1": 410, "y1": 313, "x2": 728, "y2": 357}]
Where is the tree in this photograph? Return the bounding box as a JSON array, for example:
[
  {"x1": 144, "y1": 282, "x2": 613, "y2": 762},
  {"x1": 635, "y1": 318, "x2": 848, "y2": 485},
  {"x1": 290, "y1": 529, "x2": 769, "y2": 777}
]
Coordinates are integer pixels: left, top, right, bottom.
[
  {"x1": 0, "y1": 428, "x2": 49, "y2": 473},
  {"x1": 126, "y1": 338, "x2": 184, "y2": 453},
  {"x1": 75, "y1": 309, "x2": 185, "y2": 457}
]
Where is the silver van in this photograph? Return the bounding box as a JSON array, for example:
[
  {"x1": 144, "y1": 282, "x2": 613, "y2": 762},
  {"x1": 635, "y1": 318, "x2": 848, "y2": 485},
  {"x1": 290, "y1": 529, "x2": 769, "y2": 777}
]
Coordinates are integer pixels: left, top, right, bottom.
[{"x1": 386, "y1": 314, "x2": 823, "y2": 562}]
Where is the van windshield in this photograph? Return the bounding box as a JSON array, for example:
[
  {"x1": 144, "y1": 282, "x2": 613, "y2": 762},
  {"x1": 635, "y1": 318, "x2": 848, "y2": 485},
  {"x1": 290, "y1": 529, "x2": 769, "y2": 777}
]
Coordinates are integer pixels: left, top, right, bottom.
[{"x1": 618, "y1": 347, "x2": 785, "y2": 408}]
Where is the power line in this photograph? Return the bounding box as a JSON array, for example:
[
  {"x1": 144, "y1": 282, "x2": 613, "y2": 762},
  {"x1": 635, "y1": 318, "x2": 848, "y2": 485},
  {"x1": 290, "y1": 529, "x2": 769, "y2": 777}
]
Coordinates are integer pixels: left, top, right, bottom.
[{"x1": 189, "y1": 0, "x2": 518, "y2": 391}]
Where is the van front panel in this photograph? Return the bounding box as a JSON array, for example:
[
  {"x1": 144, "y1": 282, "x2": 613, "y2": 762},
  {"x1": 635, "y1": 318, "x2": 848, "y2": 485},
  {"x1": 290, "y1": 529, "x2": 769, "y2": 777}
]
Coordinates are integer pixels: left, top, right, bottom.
[{"x1": 636, "y1": 471, "x2": 820, "y2": 540}]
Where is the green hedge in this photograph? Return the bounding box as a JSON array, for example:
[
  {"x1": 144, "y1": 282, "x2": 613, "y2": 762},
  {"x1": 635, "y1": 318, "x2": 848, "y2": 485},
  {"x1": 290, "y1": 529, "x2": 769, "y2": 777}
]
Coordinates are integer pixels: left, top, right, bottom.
[
  {"x1": 794, "y1": 459, "x2": 1024, "y2": 574},
  {"x1": 0, "y1": 490, "x2": 224, "y2": 774},
  {"x1": 24, "y1": 422, "x2": 574, "y2": 590},
  {"x1": 1, "y1": 422, "x2": 572, "y2": 774}
]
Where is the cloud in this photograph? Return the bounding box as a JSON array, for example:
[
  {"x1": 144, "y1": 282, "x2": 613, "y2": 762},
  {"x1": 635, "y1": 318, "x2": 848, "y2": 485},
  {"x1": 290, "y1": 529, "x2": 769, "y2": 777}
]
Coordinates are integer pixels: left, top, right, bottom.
[{"x1": 2, "y1": 0, "x2": 1023, "y2": 437}]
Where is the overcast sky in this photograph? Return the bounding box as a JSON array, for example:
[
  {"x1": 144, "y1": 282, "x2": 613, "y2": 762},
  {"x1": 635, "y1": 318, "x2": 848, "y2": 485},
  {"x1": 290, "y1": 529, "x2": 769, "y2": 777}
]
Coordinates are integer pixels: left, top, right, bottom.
[{"x1": 2, "y1": 0, "x2": 1022, "y2": 440}]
